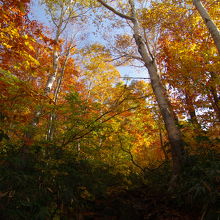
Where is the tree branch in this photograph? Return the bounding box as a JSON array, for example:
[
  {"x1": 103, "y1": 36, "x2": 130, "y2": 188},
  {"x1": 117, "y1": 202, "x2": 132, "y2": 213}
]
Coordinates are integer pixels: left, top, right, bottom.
[
  {"x1": 62, "y1": 106, "x2": 139, "y2": 146},
  {"x1": 118, "y1": 136, "x2": 145, "y2": 172},
  {"x1": 96, "y1": 0, "x2": 134, "y2": 21}
]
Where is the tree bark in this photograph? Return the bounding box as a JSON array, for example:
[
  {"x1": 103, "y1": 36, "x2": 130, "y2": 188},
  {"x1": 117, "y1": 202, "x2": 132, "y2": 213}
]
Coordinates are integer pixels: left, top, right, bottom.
[
  {"x1": 193, "y1": 0, "x2": 220, "y2": 54},
  {"x1": 97, "y1": 0, "x2": 185, "y2": 175},
  {"x1": 25, "y1": 2, "x2": 71, "y2": 141},
  {"x1": 47, "y1": 45, "x2": 72, "y2": 140},
  {"x1": 208, "y1": 72, "x2": 220, "y2": 122},
  {"x1": 25, "y1": 38, "x2": 60, "y2": 141},
  {"x1": 140, "y1": 47, "x2": 184, "y2": 175}
]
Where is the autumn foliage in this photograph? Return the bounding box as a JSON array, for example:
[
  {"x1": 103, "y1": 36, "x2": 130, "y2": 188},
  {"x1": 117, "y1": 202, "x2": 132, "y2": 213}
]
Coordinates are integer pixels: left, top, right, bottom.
[{"x1": 0, "y1": 0, "x2": 219, "y2": 219}]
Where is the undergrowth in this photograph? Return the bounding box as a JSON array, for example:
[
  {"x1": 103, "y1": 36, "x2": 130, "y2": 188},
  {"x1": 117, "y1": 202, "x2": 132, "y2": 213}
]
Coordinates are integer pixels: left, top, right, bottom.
[{"x1": 0, "y1": 143, "x2": 219, "y2": 219}]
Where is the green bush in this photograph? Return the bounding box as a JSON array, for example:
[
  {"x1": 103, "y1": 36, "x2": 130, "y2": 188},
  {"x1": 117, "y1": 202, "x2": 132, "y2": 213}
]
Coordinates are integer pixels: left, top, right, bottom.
[{"x1": 0, "y1": 143, "x2": 126, "y2": 219}]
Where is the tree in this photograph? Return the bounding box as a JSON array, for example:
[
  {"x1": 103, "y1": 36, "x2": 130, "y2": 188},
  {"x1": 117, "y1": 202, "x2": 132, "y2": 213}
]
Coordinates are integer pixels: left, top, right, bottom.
[
  {"x1": 79, "y1": 44, "x2": 120, "y2": 103},
  {"x1": 27, "y1": 0, "x2": 83, "y2": 140},
  {"x1": 193, "y1": 0, "x2": 220, "y2": 54},
  {"x1": 96, "y1": 0, "x2": 185, "y2": 176},
  {"x1": 153, "y1": 0, "x2": 220, "y2": 125},
  {"x1": 47, "y1": 40, "x2": 76, "y2": 140},
  {"x1": 0, "y1": 0, "x2": 52, "y2": 143}
]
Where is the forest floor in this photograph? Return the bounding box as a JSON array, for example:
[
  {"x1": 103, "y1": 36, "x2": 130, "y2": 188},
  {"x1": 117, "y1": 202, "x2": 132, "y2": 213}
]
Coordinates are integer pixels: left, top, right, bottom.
[{"x1": 74, "y1": 185, "x2": 209, "y2": 220}]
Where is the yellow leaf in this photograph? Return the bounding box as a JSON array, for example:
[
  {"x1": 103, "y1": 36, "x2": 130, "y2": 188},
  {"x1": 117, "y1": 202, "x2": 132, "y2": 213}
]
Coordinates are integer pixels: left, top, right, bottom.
[{"x1": 2, "y1": 43, "x2": 12, "y2": 49}]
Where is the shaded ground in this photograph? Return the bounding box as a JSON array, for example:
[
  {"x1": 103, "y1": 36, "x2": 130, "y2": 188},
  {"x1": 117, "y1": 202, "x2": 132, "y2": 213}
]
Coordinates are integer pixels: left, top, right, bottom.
[{"x1": 71, "y1": 186, "x2": 217, "y2": 220}]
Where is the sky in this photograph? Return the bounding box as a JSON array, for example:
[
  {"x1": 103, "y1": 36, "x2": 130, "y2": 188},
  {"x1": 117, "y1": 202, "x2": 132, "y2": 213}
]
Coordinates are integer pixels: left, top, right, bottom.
[{"x1": 29, "y1": 0, "x2": 149, "y2": 81}]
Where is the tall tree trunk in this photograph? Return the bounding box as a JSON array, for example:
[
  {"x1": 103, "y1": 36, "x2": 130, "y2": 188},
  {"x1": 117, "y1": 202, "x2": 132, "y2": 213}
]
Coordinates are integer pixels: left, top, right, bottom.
[
  {"x1": 97, "y1": 0, "x2": 185, "y2": 175},
  {"x1": 193, "y1": 0, "x2": 220, "y2": 54},
  {"x1": 208, "y1": 72, "x2": 220, "y2": 122},
  {"x1": 47, "y1": 45, "x2": 71, "y2": 140},
  {"x1": 130, "y1": 0, "x2": 185, "y2": 176},
  {"x1": 45, "y1": 50, "x2": 59, "y2": 94},
  {"x1": 135, "y1": 38, "x2": 184, "y2": 175},
  {"x1": 24, "y1": 4, "x2": 66, "y2": 142}
]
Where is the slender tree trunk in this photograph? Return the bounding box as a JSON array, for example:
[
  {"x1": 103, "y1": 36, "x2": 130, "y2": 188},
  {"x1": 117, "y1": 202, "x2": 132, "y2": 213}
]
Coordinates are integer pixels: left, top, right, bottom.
[
  {"x1": 25, "y1": 41, "x2": 60, "y2": 142},
  {"x1": 47, "y1": 48, "x2": 70, "y2": 140},
  {"x1": 24, "y1": 10, "x2": 64, "y2": 141},
  {"x1": 97, "y1": 0, "x2": 185, "y2": 175},
  {"x1": 207, "y1": 72, "x2": 220, "y2": 121},
  {"x1": 45, "y1": 20, "x2": 62, "y2": 95},
  {"x1": 46, "y1": 71, "x2": 63, "y2": 141},
  {"x1": 45, "y1": 50, "x2": 59, "y2": 94},
  {"x1": 193, "y1": 0, "x2": 220, "y2": 54}
]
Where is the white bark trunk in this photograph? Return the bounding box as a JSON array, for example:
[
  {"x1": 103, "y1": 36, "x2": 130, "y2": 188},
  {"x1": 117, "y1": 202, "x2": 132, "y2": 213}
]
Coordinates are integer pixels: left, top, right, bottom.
[
  {"x1": 193, "y1": 0, "x2": 220, "y2": 54},
  {"x1": 24, "y1": 1, "x2": 74, "y2": 142},
  {"x1": 25, "y1": 18, "x2": 62, "y2": 141},
  {"x1": 47, "y1": 46, "x2": 71, "y2": 140},
  {"x1": 45, "y1": 50, "x2": 59, "y2": 94},
  {"x1": 130, "y1": 0, "x2": 185, "y2": 175},
  {"x1": 97, "y1": 0, "x2": 185, "y2": 175}
]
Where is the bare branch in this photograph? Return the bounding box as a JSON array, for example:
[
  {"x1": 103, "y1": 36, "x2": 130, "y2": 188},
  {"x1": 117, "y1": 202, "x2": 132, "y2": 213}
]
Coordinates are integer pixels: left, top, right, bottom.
[
  {"x1": 120, "y1": 76, "x2": 150, "y2": 80},
  {"x1": 118, "y1": 136, "x2": 145, "y2": 172},
  {"x1": 96, "y1": 0, "x2": 134, "y2": 21},
  {"x1": 106, "y1": 54, "x2": 143, "y2": 63},
  {"x1": 62, "y1": 106, "x2": 139, "y2": 146}
]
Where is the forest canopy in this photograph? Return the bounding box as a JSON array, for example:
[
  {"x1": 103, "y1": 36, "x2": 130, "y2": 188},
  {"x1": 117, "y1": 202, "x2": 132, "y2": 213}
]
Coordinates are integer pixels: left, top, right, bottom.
[{"x1": 0, "y1": 0, "x2": 219, "y2": 219}]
